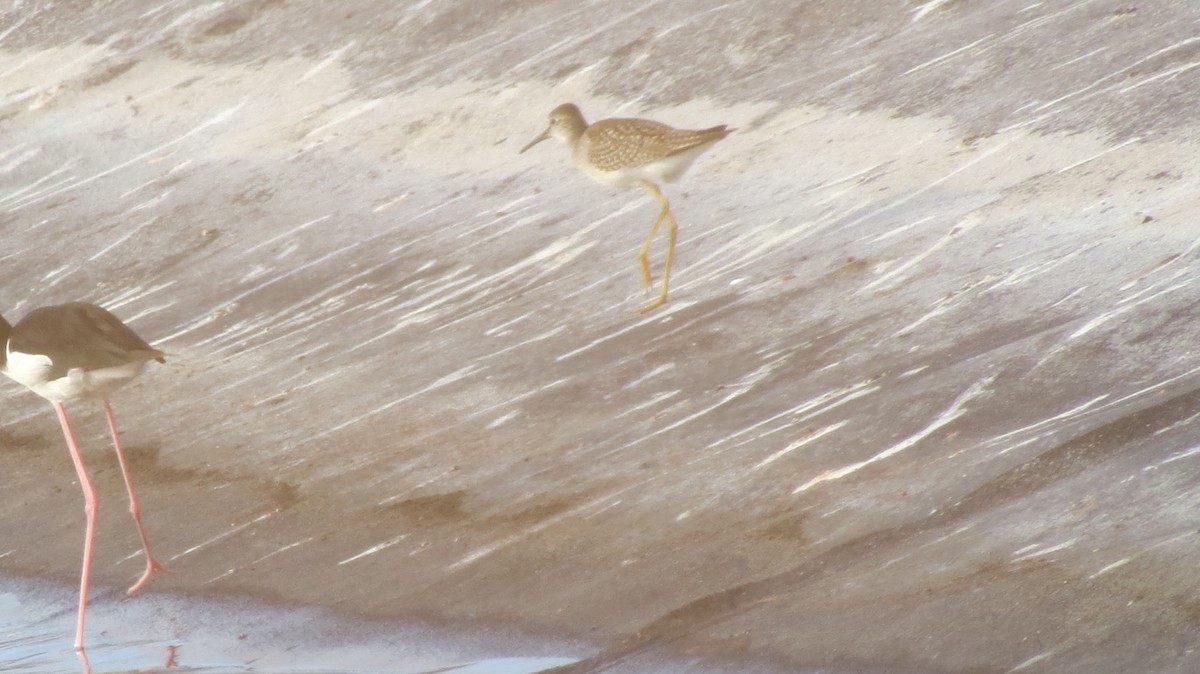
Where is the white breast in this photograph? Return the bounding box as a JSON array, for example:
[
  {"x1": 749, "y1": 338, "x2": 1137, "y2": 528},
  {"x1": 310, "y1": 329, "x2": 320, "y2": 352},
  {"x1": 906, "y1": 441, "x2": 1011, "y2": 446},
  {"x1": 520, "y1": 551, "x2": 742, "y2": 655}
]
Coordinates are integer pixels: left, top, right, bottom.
[
  {"x1": 576, "y1": 142, "x2": 717, "y2": 189},
  {"x1": 3, "y1": 347, "x2": 147, "y2": 402}
]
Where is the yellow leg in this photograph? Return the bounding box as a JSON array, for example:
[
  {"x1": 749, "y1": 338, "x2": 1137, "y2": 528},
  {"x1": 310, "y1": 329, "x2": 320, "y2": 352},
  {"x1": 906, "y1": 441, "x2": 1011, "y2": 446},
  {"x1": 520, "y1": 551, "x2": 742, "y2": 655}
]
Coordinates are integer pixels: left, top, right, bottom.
[
  {"x1": 634, "y1": 181, "x2": 676, "y2": 314},
  {"x1": 636, "y1": 190, "x2": 668, "y2": 290}
]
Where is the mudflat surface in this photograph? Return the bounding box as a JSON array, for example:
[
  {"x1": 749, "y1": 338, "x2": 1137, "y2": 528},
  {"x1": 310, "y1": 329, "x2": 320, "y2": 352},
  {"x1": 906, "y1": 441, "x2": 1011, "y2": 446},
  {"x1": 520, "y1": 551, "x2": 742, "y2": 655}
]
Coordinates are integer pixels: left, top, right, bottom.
[
  {"x1": 2, "y1": 1, "x2": 1200, "y2": 672},
  {"x1": 0, "y1": 573, "x2": 580, "y2": 674}
]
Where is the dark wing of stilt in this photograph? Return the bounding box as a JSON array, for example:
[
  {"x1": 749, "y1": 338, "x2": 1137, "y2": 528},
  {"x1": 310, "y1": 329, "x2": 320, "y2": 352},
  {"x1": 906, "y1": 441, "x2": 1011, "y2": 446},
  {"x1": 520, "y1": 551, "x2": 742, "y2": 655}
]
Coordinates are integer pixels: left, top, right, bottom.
[{"x1": 10, "y1": 302, "x2": 165, "y2": 379}]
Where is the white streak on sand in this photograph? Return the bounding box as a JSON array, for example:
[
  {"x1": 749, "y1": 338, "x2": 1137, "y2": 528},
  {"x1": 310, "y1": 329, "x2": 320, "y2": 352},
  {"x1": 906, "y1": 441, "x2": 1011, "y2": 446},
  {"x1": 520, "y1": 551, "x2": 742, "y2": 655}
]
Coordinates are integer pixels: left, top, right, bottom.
[
  {"x1": 983, "y1": 246, "x2": 1090, "y2": 292},
  {"x1": 993, "y1": 362, "x2": 1200, "y2": 457},
  {"x1": 466, "y1": 377, "x2": 570, "y2": 420},
  {"x1": 239, "y1": 215, "x2": 332, "y2": 258},
  {"x1": 614, "y1": 390, "x2": 680, "y2": 420},
  {"x1": 754, "y1": 421, "x2": 848, "y2": 470},
  {"x1": 1054, "y1": 136, "x2": 1141, "y2": 174},
  {"x1": 1011, "y1": 538, "x2": 1076, "y2": 563},
  {"x1": 448, "y1": 493, "x2": 612, "y2": 571},
  {"x1": 1119, "y1": 61, "x2": 1200, "y2": 94},
  {"x1": 307, "y1": 364, "x2": 482, "y2": 443},
  {"x1": 508, "y1": 1, "x2": 658, "y2": 73},
  {"x1": 844, "y1": 137, "x2": 1013, "y2": 235},
  {"x1": 983, "y1": 395, "x2": 1108, "y2": 449},
  {"x1": 172, "y1": 510, "x2": 277, "y2": 562},
  {"x1": 861, "y1": 216, "x2": 982, "y2": 293},
  {"x1": 903, "y1": 35, "x2": 992, "y2": 73},
  {"x1": 300, "y1": 41, "x2": 357, "y2": 82},
  {"x1": 684, "y1": 219, "x2": 813, "y2": 289},
  {"x1": 1152, "y1": 444, "x2": 1200, "y2": 468},
  {"x1": 338, "y1": 534, "x2": 409, "y2": 565},
  {"x1": 711, "y1": 381, "x2": 881, "y2": 450},
  {"x1": 0, "y1": 162, "x2": 76, "y2": 206},
  {"x1": 1068, "y1": 274, "x2": 1191, "y2": 341},
  {"x1": 1000, "y1": 36, "x2": 1200, "y2": 133},
  {"x1": 909, "y1": 0, "x2": 957, "y2": 23},
  {"x1": 1119, "y1": 234, "x2": 1200, "y2": 291},
  {"x1": 794, "y1": 376, "x2": 994, "y2": 493},
  {"x1": 305, "y1": 99, "x2": 382, "y2": 138},
  {"x1": 87, "y1": 218, "x2": 158, "y2": 262},
  {"x1": 1049, "y1": 45, "x2": 1109, "y2": 71},
  {"x1": 8, "y1": 101, "x2": 246, "y2": 213},
  {"x1": 1090, "y1": 558, "x2": 1129, "y2": 578},
  {"x1": 353, "y1": 203, "x2": 637, "y2": 355},
  {"x1": 0, "y1": 145, "x2": 41, "y2": 174},
  {"x1": 486, "y1": 410, "x2": 521, "y2": 429},
  {"x1": 613, "y1": 355, "x2": 792, "y2": 457},
  {"x1": 864, "y1": 216, "x2": 933, "y2": 244},
  {"x1": 556, "y1": 319, "x2": 642, "y2": 362},
  {"x1": 623, "y1": 363, "x2": 676, "y2": 389},
  {"x1": 1006, "y1": 650, "x2": 1057, "y2": 673},
  {"x1": 0, "y1": 15, "x2": 29, "y2": 46},
  {"x1": 252, "y1": 537, "x2": 316, "y2": 565},
  {"x1": 1090, "y1": 529, "x2": 1199, "y2": 579}
]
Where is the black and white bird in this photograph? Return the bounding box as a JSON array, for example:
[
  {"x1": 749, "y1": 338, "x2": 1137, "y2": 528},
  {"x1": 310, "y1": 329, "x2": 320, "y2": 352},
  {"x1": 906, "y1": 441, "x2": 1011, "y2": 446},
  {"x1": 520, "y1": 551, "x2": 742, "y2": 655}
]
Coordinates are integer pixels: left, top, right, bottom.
[{"x1": 0, "y1": 301, "x2": 167, "y2": 651}]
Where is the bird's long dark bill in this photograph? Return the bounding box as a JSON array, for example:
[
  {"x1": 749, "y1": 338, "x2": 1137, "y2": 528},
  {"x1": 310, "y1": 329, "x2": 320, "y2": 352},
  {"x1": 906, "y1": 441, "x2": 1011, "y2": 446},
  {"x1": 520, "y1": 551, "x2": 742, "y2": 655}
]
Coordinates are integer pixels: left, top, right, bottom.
[{"x1": 519, "y1": 130, "x2": 550, "y2": 153}]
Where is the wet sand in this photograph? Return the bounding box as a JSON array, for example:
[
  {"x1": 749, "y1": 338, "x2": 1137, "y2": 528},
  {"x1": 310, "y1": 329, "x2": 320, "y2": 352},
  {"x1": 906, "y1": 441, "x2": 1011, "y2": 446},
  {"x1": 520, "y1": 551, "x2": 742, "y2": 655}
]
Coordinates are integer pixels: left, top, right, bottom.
[
  {"x1": 3, "y1": 1, "x2": 1200, "y2": 672},
  {"x1": 0, "y1": 573, "x2": 580, "y2": 673}
]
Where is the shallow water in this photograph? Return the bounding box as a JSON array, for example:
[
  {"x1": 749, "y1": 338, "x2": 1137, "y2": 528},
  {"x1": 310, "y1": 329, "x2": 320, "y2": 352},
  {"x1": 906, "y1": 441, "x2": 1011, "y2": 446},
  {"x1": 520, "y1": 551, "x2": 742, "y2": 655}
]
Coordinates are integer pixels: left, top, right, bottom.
[{"x1": 0, "y1": 575, "x2": 577, "y2": 674}]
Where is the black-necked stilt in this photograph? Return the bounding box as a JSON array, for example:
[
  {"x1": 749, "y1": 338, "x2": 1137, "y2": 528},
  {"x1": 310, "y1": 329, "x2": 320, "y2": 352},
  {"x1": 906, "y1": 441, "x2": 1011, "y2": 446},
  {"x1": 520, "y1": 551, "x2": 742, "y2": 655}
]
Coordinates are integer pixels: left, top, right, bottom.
[{"x1": 0, "y1": 301, "x2": 167, "y2": 651}]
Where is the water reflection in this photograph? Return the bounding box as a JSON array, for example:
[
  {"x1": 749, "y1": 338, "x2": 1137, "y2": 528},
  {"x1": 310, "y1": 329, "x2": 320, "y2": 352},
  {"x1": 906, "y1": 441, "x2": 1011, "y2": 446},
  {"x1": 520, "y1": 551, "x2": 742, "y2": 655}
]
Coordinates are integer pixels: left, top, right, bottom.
[{"x1": 0, "y1": 575, "x2": 576, "y2": 674}]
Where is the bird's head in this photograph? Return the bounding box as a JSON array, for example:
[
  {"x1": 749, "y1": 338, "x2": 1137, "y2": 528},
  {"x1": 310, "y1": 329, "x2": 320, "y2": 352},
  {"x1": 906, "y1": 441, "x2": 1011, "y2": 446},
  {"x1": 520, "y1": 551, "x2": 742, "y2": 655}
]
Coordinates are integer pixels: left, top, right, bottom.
[{"x1": 520, "y1": 103, "x2": 587, "y2": 153}]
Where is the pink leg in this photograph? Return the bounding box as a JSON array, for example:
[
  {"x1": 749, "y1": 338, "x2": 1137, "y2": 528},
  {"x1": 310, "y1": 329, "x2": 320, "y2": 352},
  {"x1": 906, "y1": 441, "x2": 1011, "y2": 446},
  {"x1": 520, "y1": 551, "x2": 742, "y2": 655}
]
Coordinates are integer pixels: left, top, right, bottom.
[
  {"x1": 102, "y1": 398, "x2": 169, "y2": 595},
  {"x1": 53, "y1": 402, "x2": 96, "y2": 653}
]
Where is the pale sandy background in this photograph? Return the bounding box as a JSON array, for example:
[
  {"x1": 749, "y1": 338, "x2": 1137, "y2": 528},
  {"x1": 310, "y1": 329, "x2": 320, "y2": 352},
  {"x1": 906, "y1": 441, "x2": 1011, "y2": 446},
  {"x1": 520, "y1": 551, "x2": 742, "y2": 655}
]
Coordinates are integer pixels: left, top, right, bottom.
[{"x1": 2, "y1": 1, "x2": 1200, "y2": 672}]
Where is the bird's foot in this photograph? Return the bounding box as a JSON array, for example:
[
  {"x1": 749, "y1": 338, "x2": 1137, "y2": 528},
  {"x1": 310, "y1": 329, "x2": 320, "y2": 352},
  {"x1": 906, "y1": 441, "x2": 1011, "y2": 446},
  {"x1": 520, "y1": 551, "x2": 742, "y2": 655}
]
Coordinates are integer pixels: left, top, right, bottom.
[
  {"x1": 127, "y1": 556, "x2": 176, "y2": 596},
  {"x1": 634, "y1": 295, "x2": 667, "y2": 314}
]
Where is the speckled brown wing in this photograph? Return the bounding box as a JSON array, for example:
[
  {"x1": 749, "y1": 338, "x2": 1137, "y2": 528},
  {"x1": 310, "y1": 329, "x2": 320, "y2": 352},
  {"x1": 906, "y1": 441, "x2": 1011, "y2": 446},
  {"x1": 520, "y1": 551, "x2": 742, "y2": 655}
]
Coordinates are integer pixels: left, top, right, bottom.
[{"x1": 584, "y1": 118, "x2": 729, "y2": 171}]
